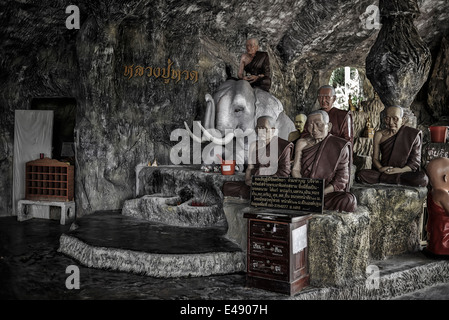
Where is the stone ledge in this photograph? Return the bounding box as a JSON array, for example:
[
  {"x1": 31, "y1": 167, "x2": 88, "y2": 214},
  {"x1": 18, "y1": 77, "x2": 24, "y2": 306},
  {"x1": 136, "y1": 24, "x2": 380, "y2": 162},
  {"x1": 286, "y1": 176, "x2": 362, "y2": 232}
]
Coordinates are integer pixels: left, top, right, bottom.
[
  {"x1": 122, "y1": 194, "x2": 224, "y2": 227},
  {"x1": 351, "y1": 183, "x2": 427, "y2": 260},
  {"x1": 58, "y1": 234, "x2": 245, "y2": 278},
  {"x1": 292, "y1": 253, "x2": 449, "y2": 300},
  {"x1": 136, "y1": 165, "x2": 245, "y2": 201}
]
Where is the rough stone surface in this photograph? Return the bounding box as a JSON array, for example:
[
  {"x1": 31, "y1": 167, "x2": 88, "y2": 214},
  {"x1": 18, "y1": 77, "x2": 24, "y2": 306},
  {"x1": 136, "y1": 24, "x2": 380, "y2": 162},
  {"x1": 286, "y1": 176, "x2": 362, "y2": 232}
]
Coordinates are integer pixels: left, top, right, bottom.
[
  {"x1": 427, "y1": 36, "x2": 449, "y2": 120},
  {"x1": 57, "y1": 211, "x2": 246, "y2": 278},
  {"x1": 352, "y1": 183, "x2": 428, "y2": 260},
  {"x1": 307, "y1": 206, "x2": 371, "y2": 287},
  {"x1": 136, "y1": 165, "x2": 245, "y2": 201},
  {"x1": 59, "y1": 234, "x2": 245, "y2": 278},
  {"x1": 222, "y1": 198, "x2": 250, "y2": 254},
  {"x1": 366, "y1": 0, "x2": 432, "y2": 112},
  {"x1": 422, "y1": 142, "x2": 449, "y2": 167},
  {"x1": 1, "y1": 1, "x2": 449, "y2": 218},
  {"x1": 122, "y1": 194, "x2": 224, "y2": 227}
]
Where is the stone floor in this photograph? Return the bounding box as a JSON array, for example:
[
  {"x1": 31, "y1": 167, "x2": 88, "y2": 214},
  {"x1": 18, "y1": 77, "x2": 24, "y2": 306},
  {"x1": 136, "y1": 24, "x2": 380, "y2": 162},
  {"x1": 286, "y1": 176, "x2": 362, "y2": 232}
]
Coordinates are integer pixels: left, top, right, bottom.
[{"x1": 1, "y1": 211, "x2": 449, "y2": 305}]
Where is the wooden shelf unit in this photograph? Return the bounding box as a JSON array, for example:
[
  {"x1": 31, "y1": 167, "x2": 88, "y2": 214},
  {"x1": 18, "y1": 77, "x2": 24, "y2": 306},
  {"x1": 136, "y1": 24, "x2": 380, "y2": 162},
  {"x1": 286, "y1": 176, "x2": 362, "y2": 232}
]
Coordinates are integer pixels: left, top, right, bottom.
[{"x1": 25, "y1": 158, "x2": 74, "y2": 202}]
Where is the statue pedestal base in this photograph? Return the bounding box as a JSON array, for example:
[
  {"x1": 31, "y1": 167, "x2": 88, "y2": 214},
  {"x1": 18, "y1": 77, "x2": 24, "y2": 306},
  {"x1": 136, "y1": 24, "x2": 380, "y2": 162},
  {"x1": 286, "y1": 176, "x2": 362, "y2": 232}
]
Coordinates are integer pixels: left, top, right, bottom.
[
  {"x1": 307, "y1": 206, "x2": 371, "y2": 287},
  {"x1": 352, "y1": 183, "x2": 427, "y2": 260}
]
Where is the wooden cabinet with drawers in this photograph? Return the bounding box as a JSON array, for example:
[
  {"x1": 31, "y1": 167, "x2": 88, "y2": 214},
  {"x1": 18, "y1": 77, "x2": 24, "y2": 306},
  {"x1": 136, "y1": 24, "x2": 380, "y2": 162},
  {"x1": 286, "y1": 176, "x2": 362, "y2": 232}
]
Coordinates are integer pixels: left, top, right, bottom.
[{"x1": 244, "y1": 211, "x2": 311, "y2": 296}]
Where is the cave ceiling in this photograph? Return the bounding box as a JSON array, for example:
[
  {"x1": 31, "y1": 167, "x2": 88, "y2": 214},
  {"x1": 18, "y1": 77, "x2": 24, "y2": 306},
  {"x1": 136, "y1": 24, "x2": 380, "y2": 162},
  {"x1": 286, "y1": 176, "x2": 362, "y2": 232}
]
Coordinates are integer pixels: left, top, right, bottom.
[{"x1": 1, "y1": 0, "x2": 449, "y2": 75}]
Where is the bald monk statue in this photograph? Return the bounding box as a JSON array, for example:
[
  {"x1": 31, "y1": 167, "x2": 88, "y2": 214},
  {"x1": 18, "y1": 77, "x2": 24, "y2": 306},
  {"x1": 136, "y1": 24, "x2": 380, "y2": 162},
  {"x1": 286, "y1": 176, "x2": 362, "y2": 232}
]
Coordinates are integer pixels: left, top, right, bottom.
[
  {"x1": 288, "y1": 113, "x2": 307, "y2": 144},
  {"x1": 356, "y1": 106, "x2": 428, "y2": 187},
  {"x1": 223, "y1": 116, "x2": 293, "y2": 199},
  {"x1": 425, "y1": 157, "x2": 449, "y2": 256},
  {"x1": 317, "y1": 85, "x2": 353, "y2": 145},
  {"x1": 237, "y1": 38, "x2": 271, "y2": 92},
  {"x1": 292, "y1": 110, "x2": 357, "y2": 212}
]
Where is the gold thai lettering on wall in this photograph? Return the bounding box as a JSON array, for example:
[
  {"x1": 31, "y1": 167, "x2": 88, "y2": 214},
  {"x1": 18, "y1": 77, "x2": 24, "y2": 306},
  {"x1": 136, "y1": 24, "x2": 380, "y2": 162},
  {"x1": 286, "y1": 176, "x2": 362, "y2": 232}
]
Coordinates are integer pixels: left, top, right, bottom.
[{"x1": 123, "y1": 59, "x2": 199, "y2": 84}]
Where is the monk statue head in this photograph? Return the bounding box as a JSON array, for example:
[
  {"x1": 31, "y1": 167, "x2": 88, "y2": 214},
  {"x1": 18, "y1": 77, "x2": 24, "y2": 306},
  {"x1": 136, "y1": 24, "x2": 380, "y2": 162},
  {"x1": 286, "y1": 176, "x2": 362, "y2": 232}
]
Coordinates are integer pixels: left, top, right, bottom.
[
  {"x1": 317, "y1": 85, "x2": 337, "y2": 112},
  {"x1": 384, "y1": 106, "x2": 404, "y2": 134},
  {"x1": 256, "y1": 116, "x2": 276, "y2": 144},
  {"x1": 307, "y1": 110, "x2": 332, "y2": 142},
  {"x1": 294, "y1": 113, "x2": 307, "y2": 133},
  {"x1": 426, "y1": 157, "x2": 449, "y2": 191},
  {"x1": 245, "y1": 38, "x2": 259, "y2": 57}
]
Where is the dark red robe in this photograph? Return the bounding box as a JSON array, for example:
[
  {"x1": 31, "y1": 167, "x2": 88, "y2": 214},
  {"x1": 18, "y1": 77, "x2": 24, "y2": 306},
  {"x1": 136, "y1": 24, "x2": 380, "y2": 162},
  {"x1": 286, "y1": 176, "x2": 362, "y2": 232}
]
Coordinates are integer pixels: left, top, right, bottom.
[
  {"x1": 300, "y1": 134, "x2": 357, "y2": 212},
  {"x1": 357, "y1": 125, "x2": 428, "y2": 187},
  {"x1": 244, "y1": 51, "x2": 271, "y2": 92},
  {"x1": 222, "y1": 137, "x2": 292, "y2": 199},
  {"x1": 426, "y1": 192, "x2": 449, "y2": 255}
]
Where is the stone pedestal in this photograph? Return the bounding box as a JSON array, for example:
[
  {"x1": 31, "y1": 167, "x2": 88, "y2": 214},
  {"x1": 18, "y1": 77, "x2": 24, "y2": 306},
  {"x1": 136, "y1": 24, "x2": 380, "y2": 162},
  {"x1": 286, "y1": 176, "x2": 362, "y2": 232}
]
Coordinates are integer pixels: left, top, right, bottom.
[
  {"x1": 307, "y1": 207, "x2": 370, "y2": 287},
  {"x1": 352, "y1": 183, "x2": 427, "y2": 260},
  {"x1": 122, "y1": 194, "x2": 224, "y2": 227},
  {"x1": 136, "y1": 165, "x2": 245, "y2": 203},
  {"x1": 222, "y1": 198, "x2": 250, "y2": 254}
]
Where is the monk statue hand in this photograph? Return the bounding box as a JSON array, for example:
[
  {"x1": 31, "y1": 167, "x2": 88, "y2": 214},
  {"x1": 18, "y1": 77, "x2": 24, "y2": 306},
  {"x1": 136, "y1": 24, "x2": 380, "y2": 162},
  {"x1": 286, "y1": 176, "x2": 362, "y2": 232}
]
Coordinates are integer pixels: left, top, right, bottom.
[
  {"x1": 244, "y1": 75, "x2": 259, "y2": 83},
  {"x1": 382, "y1": 167, "x2": 404, "y2": 175},
  {"x1": 379, "y1": 166, "x2": 393, "y2": 174}
]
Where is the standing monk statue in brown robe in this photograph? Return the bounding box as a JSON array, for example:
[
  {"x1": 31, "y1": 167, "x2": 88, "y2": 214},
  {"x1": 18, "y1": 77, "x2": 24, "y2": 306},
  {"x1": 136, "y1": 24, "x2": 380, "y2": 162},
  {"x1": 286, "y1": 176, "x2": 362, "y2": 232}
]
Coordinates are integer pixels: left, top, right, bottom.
[
  {"x1": 425, "y1": 157, "x2": 449, "y2": 256},
  {"x1": 223, "y1": 116, "x2": 293, "y2": 199},
  {"x1": 237, "y1": 38, "x2": 271, "y2": 92},
  {"x1": 292, "y1": 110, "x2": 357, "y2": 212},
  {"x1": 356, "y1": 106, "x2": 428, "y2": 187}
]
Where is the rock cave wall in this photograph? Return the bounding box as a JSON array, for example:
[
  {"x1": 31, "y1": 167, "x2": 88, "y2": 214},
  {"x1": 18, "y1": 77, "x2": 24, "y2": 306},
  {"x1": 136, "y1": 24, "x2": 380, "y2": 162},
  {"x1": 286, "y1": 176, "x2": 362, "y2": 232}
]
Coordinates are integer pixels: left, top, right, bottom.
[{"x1": 1, "y1": 0, "x2": 449, "y2": 216}]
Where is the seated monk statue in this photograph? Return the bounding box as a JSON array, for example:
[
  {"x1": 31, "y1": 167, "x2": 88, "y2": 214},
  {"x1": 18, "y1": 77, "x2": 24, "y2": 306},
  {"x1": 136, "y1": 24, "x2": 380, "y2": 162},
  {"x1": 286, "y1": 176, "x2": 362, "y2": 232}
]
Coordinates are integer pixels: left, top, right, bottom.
[
  {"x1": 292, "y1": 110, "x2": 357, "y2": 212},
  {"x1": 237, "y1": 38, "x2": 271, "y2": 92},
  {"x1": 317, "y1": 85, "x2": 353, "y2": 145},
  {"x1": 223, "y1": 116, "x2": 293, "y2": 199},
  {"x1": 425, "y1": 157, "x2": 449, "y2": 256},
  {"x1": 288, "y1": 113, "x2": 307, "y2": 144},
  {"x1": 356, "y1": 106, "x2": 428, "y2": 187}
]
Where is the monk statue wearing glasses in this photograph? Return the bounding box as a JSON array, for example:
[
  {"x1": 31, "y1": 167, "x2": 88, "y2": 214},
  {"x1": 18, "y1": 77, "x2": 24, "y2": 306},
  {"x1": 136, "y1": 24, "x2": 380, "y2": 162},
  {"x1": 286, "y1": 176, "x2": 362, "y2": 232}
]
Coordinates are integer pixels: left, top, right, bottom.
[
  {"x1": 317, "y1": 85, "x2": 353, "y2": 145},
  {"x1": 356, "y1": 106, "x2": 428, "y2": 187},
  {"x1": 292, "y1": 110, "x2": 357, "y2": 212}
]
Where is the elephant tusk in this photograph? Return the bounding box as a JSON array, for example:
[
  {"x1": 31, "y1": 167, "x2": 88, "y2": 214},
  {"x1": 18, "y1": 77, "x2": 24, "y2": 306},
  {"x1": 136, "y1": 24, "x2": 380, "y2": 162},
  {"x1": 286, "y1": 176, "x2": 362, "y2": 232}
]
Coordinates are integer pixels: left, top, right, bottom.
[
  {"x1": 234, "y1": 128, "x2": 255, "y2": 138},
  {"x1": 184, "y1": 122, "x2": 209, "y2": 143},
  {"x1": 199, "y1": 123, "x2": 235, "y2": 145}
]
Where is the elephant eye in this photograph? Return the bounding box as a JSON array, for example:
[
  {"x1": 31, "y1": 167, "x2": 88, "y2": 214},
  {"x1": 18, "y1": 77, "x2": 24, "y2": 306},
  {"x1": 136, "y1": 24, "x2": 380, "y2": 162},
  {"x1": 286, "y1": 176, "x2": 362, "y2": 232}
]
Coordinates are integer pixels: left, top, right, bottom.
[{"x1": 234, "y1": 107, "x2": 244, "y2": 113}]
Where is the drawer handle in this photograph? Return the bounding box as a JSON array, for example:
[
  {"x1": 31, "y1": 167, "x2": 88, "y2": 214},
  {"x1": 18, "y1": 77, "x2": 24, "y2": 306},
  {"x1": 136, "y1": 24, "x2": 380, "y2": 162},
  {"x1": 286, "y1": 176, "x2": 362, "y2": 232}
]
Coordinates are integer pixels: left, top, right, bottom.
[{"x1": 261, "y1": 225, "x2": 277, "y2": 233}]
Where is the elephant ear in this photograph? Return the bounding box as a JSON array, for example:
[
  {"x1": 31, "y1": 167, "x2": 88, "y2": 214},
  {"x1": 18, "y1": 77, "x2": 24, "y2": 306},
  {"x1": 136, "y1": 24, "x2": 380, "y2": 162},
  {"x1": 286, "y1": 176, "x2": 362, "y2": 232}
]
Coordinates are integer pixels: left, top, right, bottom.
[
  {"x1": 253, "y1": 88, "x2": 284, "y2": 122},
  {"x1": 275, "y1": 112, "x2": 296, "y2": 141}
]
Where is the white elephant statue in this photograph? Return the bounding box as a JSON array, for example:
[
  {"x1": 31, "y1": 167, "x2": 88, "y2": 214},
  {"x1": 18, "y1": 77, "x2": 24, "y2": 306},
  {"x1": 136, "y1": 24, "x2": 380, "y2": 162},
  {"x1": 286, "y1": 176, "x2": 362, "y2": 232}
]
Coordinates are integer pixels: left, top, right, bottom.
[{"x1": 185, "y1": 79, "x2": 295, "y2": 170}]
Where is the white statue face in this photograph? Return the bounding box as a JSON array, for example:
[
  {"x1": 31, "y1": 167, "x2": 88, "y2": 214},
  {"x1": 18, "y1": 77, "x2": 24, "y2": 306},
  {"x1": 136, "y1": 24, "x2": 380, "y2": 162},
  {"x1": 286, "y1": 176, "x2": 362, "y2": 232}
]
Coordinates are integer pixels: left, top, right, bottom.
[{"x1": 307, "y1": 113, "x2": 330, "y2": 140}]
